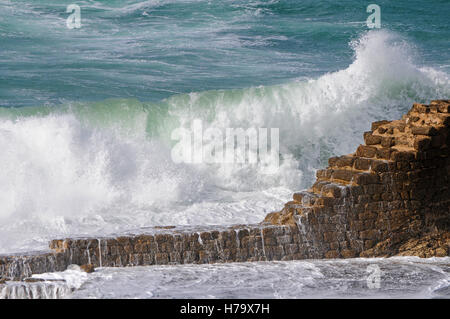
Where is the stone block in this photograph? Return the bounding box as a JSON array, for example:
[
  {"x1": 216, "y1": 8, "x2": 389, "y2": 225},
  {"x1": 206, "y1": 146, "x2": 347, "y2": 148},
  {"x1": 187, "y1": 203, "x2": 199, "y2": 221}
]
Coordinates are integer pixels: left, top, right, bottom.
[
  {"x1": 331, "y1": 169, "x2": 355, "y2": 182},
  {"x1": 414, "y1": 136, "x2": 432, "y2": 151},
  {"x1": 376, "y1": 147, "x2": 394, "y2": 160},
  {"x1": 412, "y1": 103, "x2": 429, "y2": 114},
  {"x1": 355, "y1": 173, "x2": 379, "y2": 185},
  {"x1": 380, "y1": 136, "x2": 394, "y2": 148},
  {"x1": 364, "y1": 132, "x2": 381, "y2": 145},
  {"x1": 341, "y1": 249, "x2": 356, "y2": 258},
  {"x1": 371, "y1": 120, "x2": 390, "y2": 131},
  {"x1": 353, "y1": 157, "x2": 372, "y2": 170},
  {"x1": 411, "y1": 126, "x2": 438, "y2": 136},
  {"x1": 325, "y1": 250, "x2": 340, "y2": 258},
  {"x1": 356, "y1": 145, "x2": 377, "y2": 158}
]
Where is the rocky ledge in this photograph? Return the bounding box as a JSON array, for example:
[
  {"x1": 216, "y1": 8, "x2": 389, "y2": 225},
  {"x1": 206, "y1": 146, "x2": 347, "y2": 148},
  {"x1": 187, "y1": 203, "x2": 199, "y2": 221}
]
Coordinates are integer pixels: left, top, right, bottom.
[
  {"x1": 1, "y1": 100, "x2": 449, "y2": 285},
  {"x1": 266, "y1": 99, "x2": 449, "y2": 258}
]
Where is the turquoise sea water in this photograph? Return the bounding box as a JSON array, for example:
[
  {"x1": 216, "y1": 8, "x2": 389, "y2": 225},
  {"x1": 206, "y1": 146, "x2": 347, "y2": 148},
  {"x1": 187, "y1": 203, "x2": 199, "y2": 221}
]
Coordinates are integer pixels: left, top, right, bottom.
[
  {"x1": 0, "y1": 0, "x2": 449, "y2": 253},
  {"x1": 1, "y1": 0, "x2": 449, "y2": 106}
]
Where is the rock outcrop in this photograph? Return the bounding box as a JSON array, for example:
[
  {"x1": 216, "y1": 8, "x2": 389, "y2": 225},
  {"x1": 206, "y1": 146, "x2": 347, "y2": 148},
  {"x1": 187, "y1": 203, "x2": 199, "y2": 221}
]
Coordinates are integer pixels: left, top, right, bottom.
[
  {"x1": 265, "y1": 100, "x2": 450, "y2": 258},
  {"x1": 1, "y1": 100, "x2": 449, "y2": 284},
  {"x1": 1, "y1": 224, "x2": 304, "y2": 280}
]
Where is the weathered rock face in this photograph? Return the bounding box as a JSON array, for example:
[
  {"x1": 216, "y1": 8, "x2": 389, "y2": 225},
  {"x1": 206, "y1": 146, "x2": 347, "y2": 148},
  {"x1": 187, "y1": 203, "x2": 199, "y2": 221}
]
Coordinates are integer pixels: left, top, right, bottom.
[
  {"x1": 1, "y1": 224, "x2": 306, "y2": 280},
  {"x1": 47, "y1": 225, "x2": 309, "y2": 268},
  {"x1": 0, "y1": 252, "x2": 70, "y2": 281},
  {"x1": 0, "y1": 100, "x2": 449, "y2": 284},
  {"x1": 265, "y1": 100, "x2": 450, "y2": 258}
]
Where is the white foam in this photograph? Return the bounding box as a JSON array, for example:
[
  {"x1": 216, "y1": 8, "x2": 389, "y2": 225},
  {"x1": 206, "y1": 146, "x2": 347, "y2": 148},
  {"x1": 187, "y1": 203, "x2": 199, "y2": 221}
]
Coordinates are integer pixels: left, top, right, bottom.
[
  {"x1": 69, "y1": 257, "x2": 450, "y2": 299},
  {"x1": 32, "y1": 267, "x2": 89, "y2": 290},
  {"x1": 0, "y1": 30, "x2": 448, "y2": 253}
]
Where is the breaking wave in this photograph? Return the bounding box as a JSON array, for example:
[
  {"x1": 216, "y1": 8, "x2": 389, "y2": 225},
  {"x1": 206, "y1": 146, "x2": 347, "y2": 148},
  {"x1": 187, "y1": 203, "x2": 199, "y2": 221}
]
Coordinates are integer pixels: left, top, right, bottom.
[{"x1": 0, "y1": 30, "x2": 448, "y2": 253}]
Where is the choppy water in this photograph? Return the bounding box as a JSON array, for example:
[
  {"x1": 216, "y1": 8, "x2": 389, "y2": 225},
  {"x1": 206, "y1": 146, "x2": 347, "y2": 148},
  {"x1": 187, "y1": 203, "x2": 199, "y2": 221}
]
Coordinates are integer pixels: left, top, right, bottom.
[
  {"x1": 0, "y1": 1, "x2": 449, "y2": 254},
  {"x1": 24, "y1": 257, "x2": 449, "y2": 299}
]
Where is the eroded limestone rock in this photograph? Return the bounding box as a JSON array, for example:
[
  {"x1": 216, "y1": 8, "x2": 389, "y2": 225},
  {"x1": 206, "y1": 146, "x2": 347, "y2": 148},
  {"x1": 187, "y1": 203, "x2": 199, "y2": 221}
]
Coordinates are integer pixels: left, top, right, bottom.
[{"x1": 265, "y1": 100, "x2": 450, "y2": 258}]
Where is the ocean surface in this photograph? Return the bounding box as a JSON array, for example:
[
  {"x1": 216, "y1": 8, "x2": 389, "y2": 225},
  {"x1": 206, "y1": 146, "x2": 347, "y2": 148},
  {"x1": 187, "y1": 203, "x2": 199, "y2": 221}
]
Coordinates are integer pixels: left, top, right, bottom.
[
  {"x1": 0, "y1": 0, "x2": 449, "y2": 255},
  {"x1": 2, "y1": 257, "x2": 445, "y2": 299}
]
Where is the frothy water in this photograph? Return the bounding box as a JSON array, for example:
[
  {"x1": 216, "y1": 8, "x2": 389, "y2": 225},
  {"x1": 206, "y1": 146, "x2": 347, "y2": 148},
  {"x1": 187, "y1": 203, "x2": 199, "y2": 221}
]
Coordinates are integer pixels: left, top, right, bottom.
[
  {"x1": 2, "y1": 257, "x2": 448, "y2": 299},
  {"x1": 45, "y1": 257, "x2": 450, "y2": 299},
  {"x1": 0, "y1": 281, "x2": 71, "y2": 299},
  {"x1": 0, "y1": 30, "x2": 449, "y2": 254}
]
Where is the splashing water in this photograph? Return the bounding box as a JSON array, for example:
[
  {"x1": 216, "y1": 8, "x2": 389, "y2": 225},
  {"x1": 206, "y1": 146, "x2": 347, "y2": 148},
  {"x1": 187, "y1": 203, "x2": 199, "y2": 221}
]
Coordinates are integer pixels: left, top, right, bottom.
[{"x1": 0, "y1": 29, "x2": 449, "y2": 253}]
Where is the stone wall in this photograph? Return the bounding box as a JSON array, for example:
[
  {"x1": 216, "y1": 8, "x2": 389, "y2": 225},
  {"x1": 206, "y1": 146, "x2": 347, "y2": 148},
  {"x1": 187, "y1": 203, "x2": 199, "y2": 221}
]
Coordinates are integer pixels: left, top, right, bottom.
[
  {"x1": 1, "y1": 100, "x2": 449, "y2": 283},
  {"x1": 1, "y1": 224, "x2": 309, "y2": 280},
  {"x1": 0, "y1": 252, "x2": 69, "y2": 282},
  {"x1": 265, "y1": 99, "x2": 450, "y2": 258},
  {"x1": 52, "y1": 225, "x2": 318, "y2": 267}
]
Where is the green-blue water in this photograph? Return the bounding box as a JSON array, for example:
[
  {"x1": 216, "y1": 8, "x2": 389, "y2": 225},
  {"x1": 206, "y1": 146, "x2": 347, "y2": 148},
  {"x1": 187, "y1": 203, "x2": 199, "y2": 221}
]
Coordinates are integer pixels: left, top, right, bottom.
[
  {"x1": 1, "y1": 0, "x2": 449, "y2": 106},
  {"x1": 0, "y1": 0, "x2": 449, "y2": 254}
]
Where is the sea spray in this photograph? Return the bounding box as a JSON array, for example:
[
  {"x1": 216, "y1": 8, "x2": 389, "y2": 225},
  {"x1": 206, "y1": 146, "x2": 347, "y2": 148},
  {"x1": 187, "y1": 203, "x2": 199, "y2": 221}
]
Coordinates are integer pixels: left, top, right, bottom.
[{"x1": 0, "y1": 30, "x2": 448, "y2": 254}]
